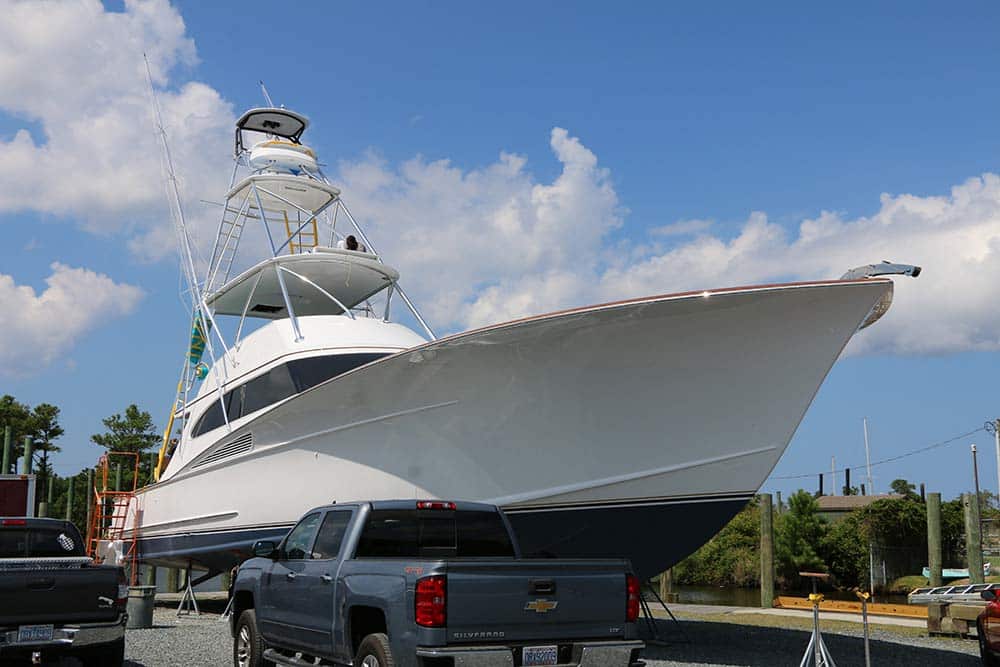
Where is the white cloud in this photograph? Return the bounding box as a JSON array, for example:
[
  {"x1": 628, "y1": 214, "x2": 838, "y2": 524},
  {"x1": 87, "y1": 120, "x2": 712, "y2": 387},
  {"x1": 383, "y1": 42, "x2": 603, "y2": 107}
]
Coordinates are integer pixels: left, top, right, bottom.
[
  {"x1": 1, "y1": 0, "x2": 998, "y2": 360},
  {"x1": 0, "y1": 0, "x2": 232, "y2": 244},
  {"x1": 335, "y1": 140, "x2": 1000, "y2": 355},
  {"x1": 0, "y1": 263, "x2": 144, "y2": 376}
]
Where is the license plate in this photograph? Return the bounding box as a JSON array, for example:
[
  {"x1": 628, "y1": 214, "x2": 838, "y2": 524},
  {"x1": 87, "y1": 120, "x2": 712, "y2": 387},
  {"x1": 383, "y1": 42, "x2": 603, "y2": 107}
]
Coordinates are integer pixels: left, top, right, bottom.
[
  {"x1": 17, "y1": 624, "x2": 53, "y2": 643},
  {"x1": 522, "y1": 645, "x2": 558, "y2": 666}
]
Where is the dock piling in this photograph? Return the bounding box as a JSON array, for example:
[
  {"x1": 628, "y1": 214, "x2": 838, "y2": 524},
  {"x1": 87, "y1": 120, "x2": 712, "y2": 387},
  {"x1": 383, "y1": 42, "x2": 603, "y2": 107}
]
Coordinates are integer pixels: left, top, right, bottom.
[
  {"x1": 2, "y1": 425, "x2": 10, "y2": 474},
  {"x1": 22, "y1": 436, "x2": 32, "y2": 474},
  {"x1": 964, "y1": 492, "x2": 985, "y2": 584},
  {"x1": 927, "y1": 492, "x2": 942, "y2": 587},
  {"x1": 760, "y1": 493, "x2": 774, "y2": 608},
  {"x1": 65, "y1": 476, "x2": 74, "y2": 522}
]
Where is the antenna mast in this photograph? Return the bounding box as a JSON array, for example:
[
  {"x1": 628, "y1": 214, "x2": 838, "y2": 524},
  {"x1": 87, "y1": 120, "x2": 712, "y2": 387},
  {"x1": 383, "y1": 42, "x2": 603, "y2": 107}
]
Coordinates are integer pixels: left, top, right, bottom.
[{"x1": 259, "y1": 80, "x2": 275, "y2": 107}]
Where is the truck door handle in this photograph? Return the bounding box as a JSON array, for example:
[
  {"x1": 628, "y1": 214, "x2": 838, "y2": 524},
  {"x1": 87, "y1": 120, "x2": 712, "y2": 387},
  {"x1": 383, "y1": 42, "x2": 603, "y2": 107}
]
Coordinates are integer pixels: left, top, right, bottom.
[
  {"x1": 321, "y1": 574, "x2": 333, "y2": 583},
  {"x1": 286, "y1": 572, "x2": 297, "y2": 581}
]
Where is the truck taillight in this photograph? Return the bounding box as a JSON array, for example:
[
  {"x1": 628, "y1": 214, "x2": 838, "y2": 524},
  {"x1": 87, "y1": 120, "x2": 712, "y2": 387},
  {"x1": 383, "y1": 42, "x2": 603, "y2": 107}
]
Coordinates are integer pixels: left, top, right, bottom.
[
  {"x1": 415, "y1": 575, "x2": 447, "y2": 627},
  {"x1": 416, "y1": 501, "x2": 456, "y2": 511},
  {"x1": 116, "y1": 569, "x2": 128, "y2": 606},
  {"x1": 626, "y1": 574, "x2": 640, "y2": 622},
  {"x1": 1, "y1": 518, "x2": 26, "y2": 526}
]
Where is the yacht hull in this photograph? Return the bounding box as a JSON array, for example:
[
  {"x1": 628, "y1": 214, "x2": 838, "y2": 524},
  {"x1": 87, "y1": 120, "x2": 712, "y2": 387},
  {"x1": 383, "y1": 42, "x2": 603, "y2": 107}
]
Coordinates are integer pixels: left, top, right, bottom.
[{"x1": 132, "y1": 279, "x2": 891, "y2": 578}]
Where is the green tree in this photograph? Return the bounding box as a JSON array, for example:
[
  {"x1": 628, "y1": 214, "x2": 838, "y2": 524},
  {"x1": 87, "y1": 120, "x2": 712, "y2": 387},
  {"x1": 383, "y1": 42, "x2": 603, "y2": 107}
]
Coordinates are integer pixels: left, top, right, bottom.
[
  {"x1": 889, "y1": 478, "x2": 918, "y2": 500},
  {"x1": 820, "y1": 512, "x2": 868, "y2": 587},
  {"x1": 775, "y1": 490, "x2": 828, "y2": 584},
  {"x1": 91, "y1": 405, "x2": 158, "y2": 490},
  {"x1": 674, "y1": 499, "x2": 761, "y2": 587}
]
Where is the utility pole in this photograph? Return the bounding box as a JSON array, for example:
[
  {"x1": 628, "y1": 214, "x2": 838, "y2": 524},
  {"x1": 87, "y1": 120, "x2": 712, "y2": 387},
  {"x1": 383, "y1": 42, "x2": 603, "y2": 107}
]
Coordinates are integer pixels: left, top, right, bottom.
[
  {"x1": 994, "y1": 419, "x2": 1000, "y2": 502},
  {"x1": 863, "y1": 418, "x2": 874, "y2": 495},
  {"x1": 973, "y1": 444, "x2": 983, "y2": 518}
]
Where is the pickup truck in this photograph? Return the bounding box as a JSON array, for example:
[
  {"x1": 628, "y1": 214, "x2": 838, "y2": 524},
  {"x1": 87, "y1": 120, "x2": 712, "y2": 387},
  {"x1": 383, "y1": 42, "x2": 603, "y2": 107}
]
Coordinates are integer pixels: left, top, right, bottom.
[
  {"x1": 0, "y1": 517, "x2": 127, "y2": 665},
  {"x1": 231, "y1": 500, "x2": 644, "y2": 667}
]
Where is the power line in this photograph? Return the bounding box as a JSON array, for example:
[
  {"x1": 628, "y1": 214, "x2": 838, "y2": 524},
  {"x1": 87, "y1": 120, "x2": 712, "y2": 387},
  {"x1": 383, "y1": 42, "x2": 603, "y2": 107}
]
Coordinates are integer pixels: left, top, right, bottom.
[{"x1": 771, "y1": 426, "x2": 987, "y2": 480}]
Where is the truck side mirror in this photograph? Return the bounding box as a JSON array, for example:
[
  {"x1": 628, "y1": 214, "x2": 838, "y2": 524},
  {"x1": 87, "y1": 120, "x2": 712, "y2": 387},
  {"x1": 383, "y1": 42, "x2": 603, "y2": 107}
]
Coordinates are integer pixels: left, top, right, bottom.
[
  {"x1": 983, "y1": 589, "x2": 997, "y2": 602},
  {"x1": 252, "y1": 540, "x2": 277, "y2": 559}
]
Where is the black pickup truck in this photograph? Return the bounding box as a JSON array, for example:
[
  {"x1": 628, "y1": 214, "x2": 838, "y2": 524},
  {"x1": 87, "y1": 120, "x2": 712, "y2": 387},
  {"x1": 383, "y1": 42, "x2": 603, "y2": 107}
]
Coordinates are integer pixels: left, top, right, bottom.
[
  {"x1": 232, "y1": 499, "x2": 644, "y2": 667},
  {"x1": 0, "y1": 517, "x2": 127, "y2": 665}
]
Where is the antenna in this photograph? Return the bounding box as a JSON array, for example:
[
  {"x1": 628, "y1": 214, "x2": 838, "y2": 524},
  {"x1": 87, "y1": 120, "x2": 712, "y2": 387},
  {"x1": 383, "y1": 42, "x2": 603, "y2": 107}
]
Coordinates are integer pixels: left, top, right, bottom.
[
  {"x1": 259, "y1": 80, "x2": 275, "y2": 107},
  {"x1": 144, "y1": 54, "x2": 232, "y2": 479}
]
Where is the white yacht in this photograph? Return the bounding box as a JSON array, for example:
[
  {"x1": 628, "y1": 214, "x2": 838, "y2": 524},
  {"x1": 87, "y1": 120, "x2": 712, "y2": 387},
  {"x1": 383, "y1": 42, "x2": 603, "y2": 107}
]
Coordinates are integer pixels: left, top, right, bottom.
[{"x1": 128, "y1": 106, "x2": 918, "y2": 579}]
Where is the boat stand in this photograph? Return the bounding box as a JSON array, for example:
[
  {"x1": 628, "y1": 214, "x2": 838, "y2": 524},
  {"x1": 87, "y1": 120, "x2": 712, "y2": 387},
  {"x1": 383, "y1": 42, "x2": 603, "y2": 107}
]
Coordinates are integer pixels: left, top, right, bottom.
[
  {"x1": 176, "y1": 566, "x2": 204, "y2": 617},
  {"x1": 797, "y1": 573, "x2": 837, "y2": 667},
  {"x1": 639, "y1": 582, "x2": 689, "y2": 646}
]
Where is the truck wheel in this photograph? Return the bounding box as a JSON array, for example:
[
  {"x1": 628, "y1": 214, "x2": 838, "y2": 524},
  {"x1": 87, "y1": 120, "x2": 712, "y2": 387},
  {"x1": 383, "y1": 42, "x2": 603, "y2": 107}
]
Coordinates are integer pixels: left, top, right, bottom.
[
  {"x1": 81, "y1": 637, "x2": 125, "y2": 666},
  {"x1": 234, "y1": 609, "x2": 274, "y2": 667},
  {"x1": 356, "y1": 633, "x2": 395, "y2": 667}
]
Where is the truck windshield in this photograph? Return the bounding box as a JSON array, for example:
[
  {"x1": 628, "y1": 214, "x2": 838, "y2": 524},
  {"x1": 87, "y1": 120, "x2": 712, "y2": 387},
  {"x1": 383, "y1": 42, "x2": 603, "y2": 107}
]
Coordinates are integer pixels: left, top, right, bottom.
[
  {"x1": 0, "y1": 524, "x2": 86, "y2": 558},
  {"x1": 355, "y1": 509, "x2": 515, "y2": 558}
]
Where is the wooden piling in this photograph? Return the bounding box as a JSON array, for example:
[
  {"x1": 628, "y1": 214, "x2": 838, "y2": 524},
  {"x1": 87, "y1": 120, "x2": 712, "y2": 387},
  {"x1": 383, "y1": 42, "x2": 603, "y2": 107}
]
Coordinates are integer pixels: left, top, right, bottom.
[
  {"x1": 2, "y1": 425, "x2": 10, "y2": 474},
  {"x1": 144, "y1": 565, "x2": 157, "y2": 588},
  {"x1": 39, "y1": 475, "x2": 53, "y2": 518},
  {"x1": 65, "y1": 476, "x2": 74, "y2": 522},
  {"x1": 166, "y1": 568, "x2": 179, "y2": 594},
  {"x1": 22, "y1": 436, "x2": 32, "y2": 474},
  {"x1": 927, "y1": 492, "x2": 942, "y2": 587},
  {"x1": 964, "y1": 493, "x2": 985, "y2": 584},
  {"x1": 85, "y1": 469, "x2": 93, "y2": 534},
  {"x1": 760, "y1": 493, "x2": 775, "y2": 608}
]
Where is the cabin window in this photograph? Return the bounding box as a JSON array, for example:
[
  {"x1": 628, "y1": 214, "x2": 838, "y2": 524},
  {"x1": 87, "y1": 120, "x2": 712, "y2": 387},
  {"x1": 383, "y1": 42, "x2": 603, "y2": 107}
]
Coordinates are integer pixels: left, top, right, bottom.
[
  {"x1": 190, "y1": 352, "x2": 391, "y2": 438},
  {"x1": 241, "y1": 365, "x2": 297, "y2": 415},
  {"x1": 288, "y1": 352, "x2": 389, "y2": 392}
]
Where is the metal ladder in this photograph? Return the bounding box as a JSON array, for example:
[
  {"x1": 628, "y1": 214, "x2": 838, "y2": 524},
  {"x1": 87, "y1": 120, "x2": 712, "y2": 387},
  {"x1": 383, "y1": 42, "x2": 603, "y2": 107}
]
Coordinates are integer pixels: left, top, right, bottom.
[
  {"x1": 283, "y1": 210, "x2": 318, "y2": 254},
  {"x1": 205, "y1": 203, "x2": 250, "y2": 293}
]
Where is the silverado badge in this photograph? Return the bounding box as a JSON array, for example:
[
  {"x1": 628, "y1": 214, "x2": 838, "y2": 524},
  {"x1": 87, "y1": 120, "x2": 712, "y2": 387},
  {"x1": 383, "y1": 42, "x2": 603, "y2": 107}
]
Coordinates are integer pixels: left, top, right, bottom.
[{"x1": 524, "y1": 599, "x2": 558, "y2": 613}]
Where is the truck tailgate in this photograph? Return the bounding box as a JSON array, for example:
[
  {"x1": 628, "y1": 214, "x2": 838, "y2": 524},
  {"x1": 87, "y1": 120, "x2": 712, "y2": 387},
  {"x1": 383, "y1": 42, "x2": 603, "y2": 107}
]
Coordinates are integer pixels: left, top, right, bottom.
[
  {"x1": 444, "y1": 560, "x2": 629, "y2": 642},
  {"x1": 0, "y1": 563, "x2": 121, "y2": 626}
]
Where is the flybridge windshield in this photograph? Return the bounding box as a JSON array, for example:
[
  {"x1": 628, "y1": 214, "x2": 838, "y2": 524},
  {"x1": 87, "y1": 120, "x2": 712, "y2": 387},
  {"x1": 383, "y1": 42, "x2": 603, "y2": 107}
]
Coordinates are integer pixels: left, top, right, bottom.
[
  {"x1": 0, "y1": 524, "x2": 85, "y2": 558},
  {"x1": 355, "y1": 509, "x2": 515, "y2": 558}
]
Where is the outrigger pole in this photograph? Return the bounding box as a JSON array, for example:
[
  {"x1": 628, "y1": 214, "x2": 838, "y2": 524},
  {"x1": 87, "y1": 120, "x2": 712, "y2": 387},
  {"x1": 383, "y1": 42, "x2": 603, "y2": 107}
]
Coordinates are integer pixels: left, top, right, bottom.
[{"x1": 143, "y1": 55, "x2": 231, "y2": 481}]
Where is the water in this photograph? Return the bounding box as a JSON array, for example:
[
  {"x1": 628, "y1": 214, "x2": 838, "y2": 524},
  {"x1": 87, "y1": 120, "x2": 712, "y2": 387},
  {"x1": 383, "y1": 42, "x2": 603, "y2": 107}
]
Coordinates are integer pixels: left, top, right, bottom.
[{"x1": 669, "y1": 585, "x2": 910, "y2": 607}]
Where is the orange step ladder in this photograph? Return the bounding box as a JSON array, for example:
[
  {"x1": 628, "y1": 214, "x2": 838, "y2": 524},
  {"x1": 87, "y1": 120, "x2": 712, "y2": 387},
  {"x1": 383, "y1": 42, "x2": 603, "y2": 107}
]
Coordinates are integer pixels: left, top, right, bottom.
[{"x1": 86, "y1": 452, "x2": 141, "y2": 585}]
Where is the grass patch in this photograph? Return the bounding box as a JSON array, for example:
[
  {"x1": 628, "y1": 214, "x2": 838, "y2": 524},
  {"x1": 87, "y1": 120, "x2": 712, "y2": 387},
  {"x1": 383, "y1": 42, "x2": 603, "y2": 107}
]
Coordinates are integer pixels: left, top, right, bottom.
[{"x1": 888, "y1": 575, "x2": 928, "y2": 594}]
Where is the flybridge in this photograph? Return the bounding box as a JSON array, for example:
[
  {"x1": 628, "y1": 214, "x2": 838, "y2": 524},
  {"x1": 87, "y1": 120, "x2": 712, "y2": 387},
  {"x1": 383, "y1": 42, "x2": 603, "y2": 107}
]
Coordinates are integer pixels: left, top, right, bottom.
[{"x1": 150, "y1": 102, "x2": 437, "y2": 481}]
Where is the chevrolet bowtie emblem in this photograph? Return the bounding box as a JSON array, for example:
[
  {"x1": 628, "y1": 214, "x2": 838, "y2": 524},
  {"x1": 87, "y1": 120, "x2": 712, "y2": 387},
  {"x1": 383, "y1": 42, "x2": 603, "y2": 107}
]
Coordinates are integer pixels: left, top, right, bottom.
[{"x1": 525, "y1": 599, "x2": 558, "y2": 613}]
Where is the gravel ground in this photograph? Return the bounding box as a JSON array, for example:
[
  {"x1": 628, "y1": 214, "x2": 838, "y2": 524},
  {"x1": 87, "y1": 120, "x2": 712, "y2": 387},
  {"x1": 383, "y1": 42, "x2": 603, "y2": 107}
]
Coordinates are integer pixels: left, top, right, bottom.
[
  {"x1": 113, "y1": 608, "x2": 980, "y2": 667},
  {"x1": 115, "y1": 606, "x2": 981, "y2": 667}
]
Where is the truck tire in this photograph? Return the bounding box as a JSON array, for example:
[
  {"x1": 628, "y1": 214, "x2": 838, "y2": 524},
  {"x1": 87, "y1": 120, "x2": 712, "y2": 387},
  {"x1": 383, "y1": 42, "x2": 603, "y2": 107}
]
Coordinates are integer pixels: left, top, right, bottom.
[
  {"x1": 81, "y1": 637, "x2": 125, "y2": 666},
  {"x1": 234, "y1": 609, "x2": 274, "y2": 667},
  {"x1": 356, "y1": 633, "x2": 395, "y2": 667}
]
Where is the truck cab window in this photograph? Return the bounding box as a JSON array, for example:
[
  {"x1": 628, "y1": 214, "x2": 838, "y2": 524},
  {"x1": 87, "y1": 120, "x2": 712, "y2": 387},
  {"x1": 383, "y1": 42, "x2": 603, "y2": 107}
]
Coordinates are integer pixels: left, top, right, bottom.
[
  {"x1": 282, "y1": 512, "x2": 321, "y2": 560},
  {"x1": 311, "y1": 511, "x2": 352, "y2": 559}
]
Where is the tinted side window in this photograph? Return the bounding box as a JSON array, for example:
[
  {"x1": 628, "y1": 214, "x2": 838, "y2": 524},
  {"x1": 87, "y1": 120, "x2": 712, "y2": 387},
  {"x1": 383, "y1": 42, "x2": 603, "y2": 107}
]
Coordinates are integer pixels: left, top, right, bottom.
[
  {"x1": 192, "y1": 390, "x2": 239, "y2": 437},
  {"x1": 283, "y1": 513, "x2": 321, "y2": 560},
  {"x1": 288, "y1": 353, "x2": 388, "y2": 392},
  {"x1": 242, "y1": 365, "x2": 296, "y2": 415},
  {"x1": 311, "y1": 511, "x2": 352, "y2": 559},
  {"x1": 355, "y1": 510, "x2": 419, "y2": 558}
]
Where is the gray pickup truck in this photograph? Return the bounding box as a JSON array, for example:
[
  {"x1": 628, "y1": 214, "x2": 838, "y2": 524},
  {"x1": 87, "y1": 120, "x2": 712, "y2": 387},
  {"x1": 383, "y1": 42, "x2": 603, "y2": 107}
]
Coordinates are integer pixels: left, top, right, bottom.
[
  {"x1": 0, "y1": 517, "x2": 127, "y2": 665},
  {"x1": 231, "y1": 500, "x2": 644, "y2": 667}
]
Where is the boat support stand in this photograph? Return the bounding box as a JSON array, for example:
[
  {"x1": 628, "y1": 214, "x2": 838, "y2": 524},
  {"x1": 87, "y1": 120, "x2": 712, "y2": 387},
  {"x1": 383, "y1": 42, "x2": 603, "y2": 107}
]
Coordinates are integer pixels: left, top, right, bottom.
[
  {"x1": 177, "y1": 566, "x2": 218, "y2": 617},
  {"x1": 797, "y1": 573, "x2": 837, "y2": 667},
  {"x1": 639, "y1": 581, "x2": 689, "y2": 646}
]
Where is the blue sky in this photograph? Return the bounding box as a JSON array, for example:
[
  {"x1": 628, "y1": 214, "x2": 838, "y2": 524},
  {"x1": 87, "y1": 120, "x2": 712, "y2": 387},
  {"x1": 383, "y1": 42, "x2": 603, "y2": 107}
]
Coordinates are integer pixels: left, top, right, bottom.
[{"x1": 2, "y1": 0, "x2": 1000, "y2": 501}]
